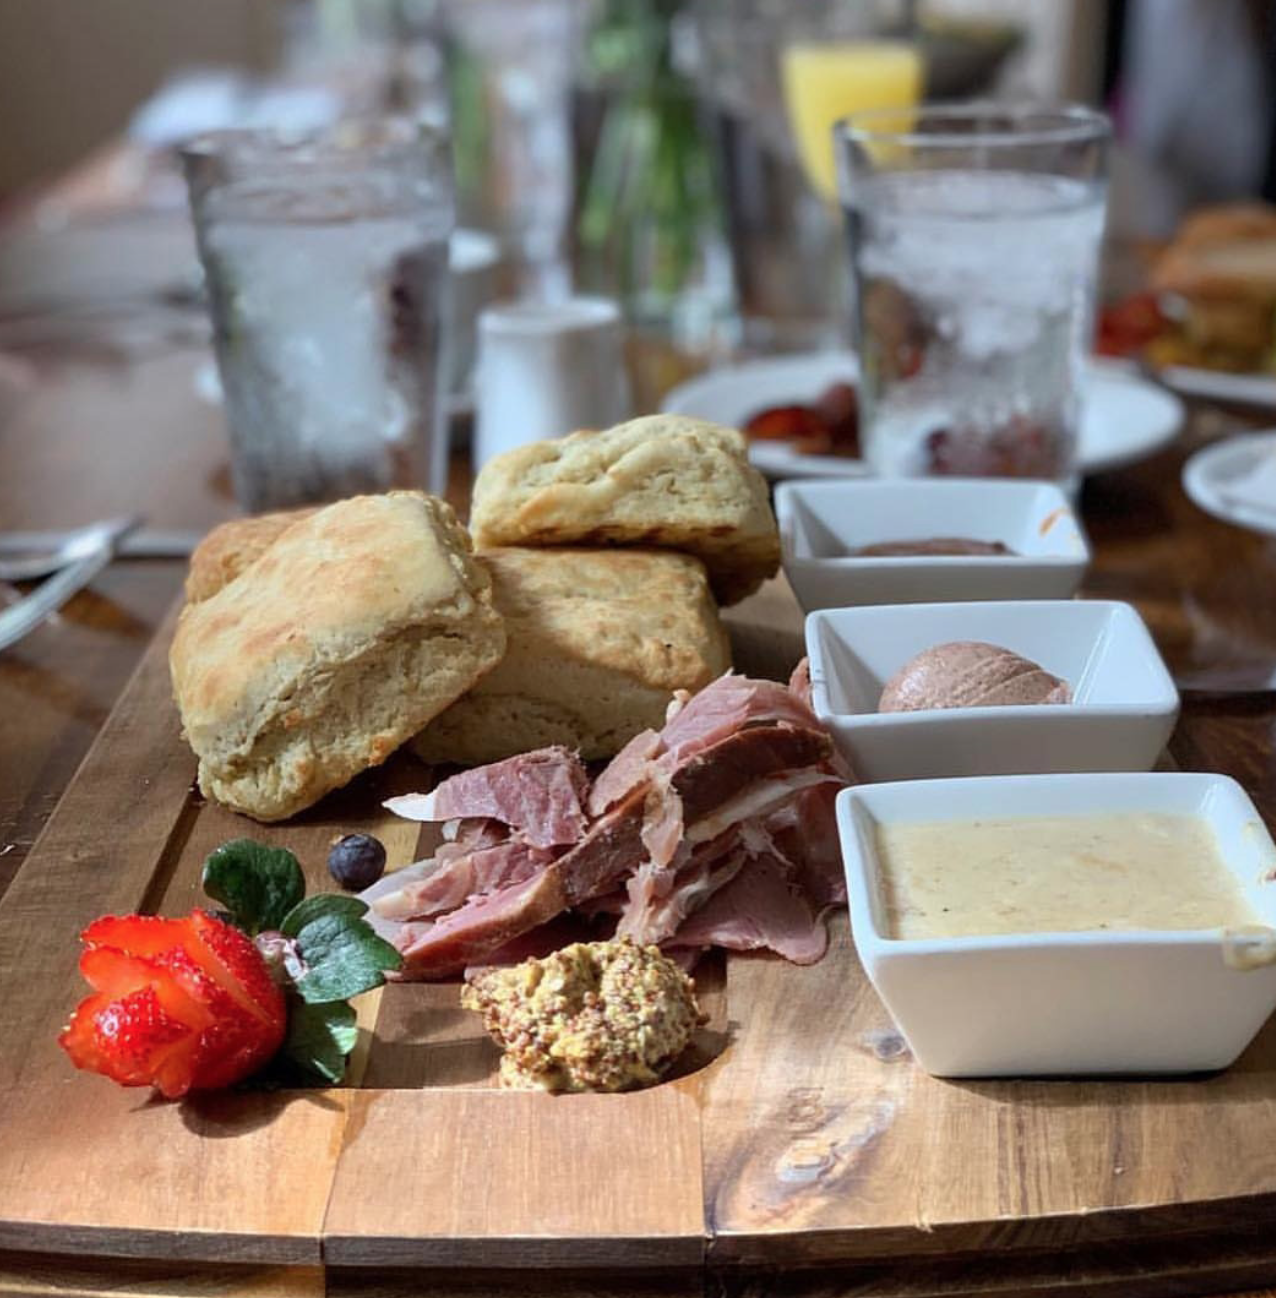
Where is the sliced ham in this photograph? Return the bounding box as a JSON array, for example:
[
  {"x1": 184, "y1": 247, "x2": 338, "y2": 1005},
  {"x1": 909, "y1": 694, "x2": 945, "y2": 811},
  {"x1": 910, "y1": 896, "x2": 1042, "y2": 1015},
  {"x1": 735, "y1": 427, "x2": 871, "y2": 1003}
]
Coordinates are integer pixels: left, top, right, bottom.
[
  {"x1": 555, "y1": 788, "x2": 648, "y2": 906},
  {"x1": 665, "y1": 856, "x2": 829, "y2": 965},
  {"x1": 388, "y1": 789, "x2": 645, "y2": 977},
  {"x1": 789, "y1": 659, "x2": 813, "y2": 707},
  {"x1": 384, "y1": 746, "x2": 589, "y2": 849},
  {"x1": 764, "y1": 781, "x2": 847, "y2": 907},
  {"x1": 640, "y1": 771, "x2": 684, "y2": 869},
  {"x1": 434, "y1": 818, "x2": 507, "y2": 860},
  {"x1": 661, "y1": 672, "x2": 823, "y2": 761},
  {"x1": 392, "y1": 869, "x2": 569, "y2": 979},
  {"x1": 617, "y1": 829, "x2": 747, "y2": 945},
  {"x1": 672, "y1": 725, "x2": 832, "y2": 820},
  {"x1": 387, "y1": 723, "x2": 837, "y2": 977},
  {"x1": 684, "y1": 767, "x2": 839, "y2": 845},
  {"x1": 588, "y1": 668, "x2": 827, "y2": 820},
  {"x1": 612, "y1": 733, "x2": 834, "y2": 946},
  {"x1": 368, "y1": 839, "x2": 557, "y2": 922},
  {"x1": 588, "y1": 728, "x2": 663, "y2": 817},
  {"x1": 376, "y1": 663, "x2": 852, "y2": 978}
]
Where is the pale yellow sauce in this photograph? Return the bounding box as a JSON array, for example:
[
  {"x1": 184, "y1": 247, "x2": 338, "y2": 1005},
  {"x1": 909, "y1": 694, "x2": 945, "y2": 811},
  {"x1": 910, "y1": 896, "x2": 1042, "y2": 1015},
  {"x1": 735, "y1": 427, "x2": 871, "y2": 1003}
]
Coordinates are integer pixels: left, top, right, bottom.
[{"x1": 877, "y1": 812, "x2": 1259, "y2": 940}]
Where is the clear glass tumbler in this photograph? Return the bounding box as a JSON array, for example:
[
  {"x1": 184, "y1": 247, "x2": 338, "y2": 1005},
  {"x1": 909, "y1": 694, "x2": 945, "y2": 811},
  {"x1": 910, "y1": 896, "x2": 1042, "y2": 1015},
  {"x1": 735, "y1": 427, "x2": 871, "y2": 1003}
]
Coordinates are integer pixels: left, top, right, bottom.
[
  {"x1": 182, "y1": 119, "x2": 453, "y2": 511},
  {"x1": 836, "y1": 105, "x2": 1110, "y2": 482}
]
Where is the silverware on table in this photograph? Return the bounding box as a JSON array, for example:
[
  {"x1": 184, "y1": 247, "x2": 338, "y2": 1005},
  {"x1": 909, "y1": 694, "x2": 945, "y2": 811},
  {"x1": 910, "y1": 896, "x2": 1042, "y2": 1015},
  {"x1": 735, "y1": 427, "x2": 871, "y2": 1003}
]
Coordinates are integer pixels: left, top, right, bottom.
[
  {"x1": 0, "y1": 516, "x2": 142, "y2": 653},
  {"x1": 0, "y1": 526, "x2": 199, "y2": 580}
]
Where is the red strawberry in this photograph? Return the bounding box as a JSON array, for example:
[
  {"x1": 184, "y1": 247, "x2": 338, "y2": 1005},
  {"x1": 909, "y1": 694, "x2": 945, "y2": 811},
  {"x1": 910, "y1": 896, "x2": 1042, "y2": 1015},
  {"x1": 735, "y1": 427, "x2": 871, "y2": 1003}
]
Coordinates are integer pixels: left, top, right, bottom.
[{"x1": 60, "y1": 910, "x2": 287, "y2": 1099}]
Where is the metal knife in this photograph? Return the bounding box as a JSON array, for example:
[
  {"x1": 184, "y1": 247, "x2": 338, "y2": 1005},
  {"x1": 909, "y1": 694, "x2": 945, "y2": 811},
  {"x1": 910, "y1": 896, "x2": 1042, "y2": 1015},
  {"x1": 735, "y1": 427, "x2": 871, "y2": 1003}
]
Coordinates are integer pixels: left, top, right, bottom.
[
  {"x1": 0, "y1": 516, "x2": 143, "y2": 653},
  {"x1": 0, "y1": 527, "x2": 200, "y2": 562}
]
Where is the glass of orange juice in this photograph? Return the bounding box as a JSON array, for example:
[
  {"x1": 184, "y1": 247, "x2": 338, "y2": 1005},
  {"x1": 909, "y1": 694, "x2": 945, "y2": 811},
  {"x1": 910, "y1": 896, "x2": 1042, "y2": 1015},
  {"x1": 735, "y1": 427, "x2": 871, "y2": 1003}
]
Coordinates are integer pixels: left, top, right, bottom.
[{"x1": 781, "y1": 41, "x2": 923, "y2": 202}]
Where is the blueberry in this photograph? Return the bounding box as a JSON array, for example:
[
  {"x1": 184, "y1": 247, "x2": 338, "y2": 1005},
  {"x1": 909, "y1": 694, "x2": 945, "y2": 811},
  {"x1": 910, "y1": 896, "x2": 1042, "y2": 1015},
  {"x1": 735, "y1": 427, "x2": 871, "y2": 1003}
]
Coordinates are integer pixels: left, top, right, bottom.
[{"x1": 328, "y1": 833, "x2": 386, "y2": 891}]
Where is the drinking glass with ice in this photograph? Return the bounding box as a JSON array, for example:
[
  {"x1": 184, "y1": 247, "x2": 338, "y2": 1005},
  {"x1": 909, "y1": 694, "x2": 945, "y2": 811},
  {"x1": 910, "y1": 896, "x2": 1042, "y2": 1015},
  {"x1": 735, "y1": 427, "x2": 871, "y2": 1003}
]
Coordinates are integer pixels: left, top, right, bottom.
[
  {"x1": 835, "y1": 105, "x2": 1110, "y2": 485},
  {"x1": 182, "y1": 120, "x2": 454, "y2": 511}
]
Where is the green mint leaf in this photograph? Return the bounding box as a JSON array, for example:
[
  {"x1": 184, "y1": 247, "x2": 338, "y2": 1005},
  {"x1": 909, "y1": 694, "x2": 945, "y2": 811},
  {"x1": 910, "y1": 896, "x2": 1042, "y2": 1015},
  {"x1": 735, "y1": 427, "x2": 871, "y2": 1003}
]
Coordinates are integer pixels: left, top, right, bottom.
[
  {"x1": 279, "y1": 893, "x2": 368, "y2": 936},
  {"x1": 281, "y1": 894, "x2": 402, "y2": 1003},
  {"x1": 202, "y1": 839, "x2": 306, "y2": 936},
  {"x1": 278, "y1": 999, "x2": 358, "y2": 1084}
]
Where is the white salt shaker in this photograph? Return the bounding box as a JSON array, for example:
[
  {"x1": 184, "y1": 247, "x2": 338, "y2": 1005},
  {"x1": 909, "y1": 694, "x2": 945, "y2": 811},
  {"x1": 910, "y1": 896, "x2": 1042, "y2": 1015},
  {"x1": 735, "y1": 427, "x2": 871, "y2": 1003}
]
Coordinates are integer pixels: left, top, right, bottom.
[{"x1": 473, "y1": 297, "x2": 632, "y2": 469}]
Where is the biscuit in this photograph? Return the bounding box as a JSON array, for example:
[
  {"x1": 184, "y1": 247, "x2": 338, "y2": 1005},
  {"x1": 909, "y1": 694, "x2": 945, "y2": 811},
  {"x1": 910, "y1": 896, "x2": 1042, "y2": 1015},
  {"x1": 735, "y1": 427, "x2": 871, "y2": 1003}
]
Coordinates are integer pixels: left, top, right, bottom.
[
  {"x1": 412, "y1": 546, "x2": 731, "y2": 764},
  {"x1": 185, "y1": 507, "x2": 320, "y2": 604},
  {"x1": 469, "y1": 415, "x2": 780, "y2": 605},
  {"x1": 170, "y1": 492, "x2": 506, "y2": 821}
]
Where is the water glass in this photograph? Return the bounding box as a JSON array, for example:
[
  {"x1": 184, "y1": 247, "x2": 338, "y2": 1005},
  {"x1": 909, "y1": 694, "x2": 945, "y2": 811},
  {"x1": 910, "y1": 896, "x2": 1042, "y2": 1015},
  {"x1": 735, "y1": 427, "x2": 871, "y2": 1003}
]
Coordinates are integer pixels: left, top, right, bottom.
[
  {"x1": 836, "y1": 105, "x2": 1110, "y2": 483},
  {"x1": 182, "y1": 119, "x2": 453, "y2": 511}
]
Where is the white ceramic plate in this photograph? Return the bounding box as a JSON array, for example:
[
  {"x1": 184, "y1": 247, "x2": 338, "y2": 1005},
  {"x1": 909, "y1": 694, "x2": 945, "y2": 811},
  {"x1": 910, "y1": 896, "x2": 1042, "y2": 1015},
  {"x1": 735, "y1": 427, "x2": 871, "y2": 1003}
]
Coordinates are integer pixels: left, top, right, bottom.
[
  {"x1": 661, "y1": 352, "x2": 1185, "y2": 479},
  {"x1": 1158, "y1": 364, "x2": 1276, "y2": 409},
  {"x1": 1182, "y1": 431, "x2": 1276, "y2": 538}
]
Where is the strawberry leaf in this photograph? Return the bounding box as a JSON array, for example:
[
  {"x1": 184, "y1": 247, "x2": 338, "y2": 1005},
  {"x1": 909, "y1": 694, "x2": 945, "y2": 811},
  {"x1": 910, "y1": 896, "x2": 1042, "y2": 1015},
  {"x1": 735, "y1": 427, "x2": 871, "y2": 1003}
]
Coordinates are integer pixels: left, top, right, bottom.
[
  {"x1": 202, "y1": 840, "x2": 305, "y2": 936},
  {"x1": 277, "y1": 1000, "x2": 358, "y2": 1084},
  {"x1": 280, "y1": 894, "x2": 402, "y2": 1003}
]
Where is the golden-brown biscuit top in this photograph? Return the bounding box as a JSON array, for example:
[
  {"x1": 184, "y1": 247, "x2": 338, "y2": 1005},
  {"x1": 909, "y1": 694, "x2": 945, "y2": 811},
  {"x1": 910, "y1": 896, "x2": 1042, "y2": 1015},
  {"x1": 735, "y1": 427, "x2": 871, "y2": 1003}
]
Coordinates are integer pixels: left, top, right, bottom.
[
  {"x1": 480, "y1": 546, "x2": 728, "y2": 691},
  {"x1": 171, "y1": 491, "x2": 494, "y2": 758},
  {"x1": 469, "y1": 415, "x2": 779, "y2": 604},
  {"x1": 184, "y1": 507, "x2": 319, "y2": 604}
]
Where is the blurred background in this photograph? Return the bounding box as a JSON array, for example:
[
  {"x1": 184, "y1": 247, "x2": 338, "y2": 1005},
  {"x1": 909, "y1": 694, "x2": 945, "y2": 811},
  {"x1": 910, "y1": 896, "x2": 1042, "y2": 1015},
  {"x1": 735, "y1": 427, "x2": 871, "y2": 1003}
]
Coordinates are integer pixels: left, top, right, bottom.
[{"x1": 1, "y1": 0, "x2": 1274, "y2": 391}]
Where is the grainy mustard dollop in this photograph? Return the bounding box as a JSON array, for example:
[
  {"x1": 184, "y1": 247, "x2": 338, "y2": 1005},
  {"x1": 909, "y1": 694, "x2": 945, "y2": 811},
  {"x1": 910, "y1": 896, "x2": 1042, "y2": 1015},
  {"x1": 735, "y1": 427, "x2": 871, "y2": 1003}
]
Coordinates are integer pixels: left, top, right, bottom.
[{"x1": 462, "y1": 938, "x2": 705, "y2": 1092}]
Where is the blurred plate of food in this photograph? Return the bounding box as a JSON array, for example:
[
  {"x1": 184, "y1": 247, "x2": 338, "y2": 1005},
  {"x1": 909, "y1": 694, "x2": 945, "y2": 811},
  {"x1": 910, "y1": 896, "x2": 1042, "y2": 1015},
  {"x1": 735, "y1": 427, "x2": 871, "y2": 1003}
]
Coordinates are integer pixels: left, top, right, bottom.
[
  {"x1": 662, "y1": 352, "x2": 1184, "y2": 479},
  {"x1": 1182, "y1": 430, "x2": 1276, "y2": 538},
  {"x1": 1099, "y1": 204, "x2": 1276, "y2": 408}
]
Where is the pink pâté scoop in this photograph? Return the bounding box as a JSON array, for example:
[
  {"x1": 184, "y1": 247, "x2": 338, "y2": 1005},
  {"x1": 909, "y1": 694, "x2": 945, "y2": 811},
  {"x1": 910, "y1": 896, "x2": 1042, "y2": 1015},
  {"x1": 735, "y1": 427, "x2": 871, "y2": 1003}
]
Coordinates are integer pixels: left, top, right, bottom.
[{"x1": 878, "y1": 641, "x2": 1072, "y2": 713}]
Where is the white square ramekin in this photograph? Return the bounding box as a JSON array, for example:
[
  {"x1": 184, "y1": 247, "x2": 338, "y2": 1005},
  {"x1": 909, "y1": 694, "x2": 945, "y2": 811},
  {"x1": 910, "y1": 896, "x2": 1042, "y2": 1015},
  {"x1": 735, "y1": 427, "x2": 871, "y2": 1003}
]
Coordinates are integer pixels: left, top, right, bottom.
[
  {"x1": 837, "y1": 773, "x2": 1276, "y2": 1076},
  {"x1": 806, "y1": 600, "x2": 1179, "y2": 781},
  {"x1": 777, "y1": 478, "x2": 1090, "y2": 610}
]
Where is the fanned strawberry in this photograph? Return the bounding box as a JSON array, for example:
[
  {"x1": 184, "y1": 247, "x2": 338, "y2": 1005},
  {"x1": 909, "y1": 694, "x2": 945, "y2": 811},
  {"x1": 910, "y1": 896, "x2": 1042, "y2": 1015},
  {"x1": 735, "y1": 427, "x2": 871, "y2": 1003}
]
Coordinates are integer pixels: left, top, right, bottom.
[{"x1": 60, "y1": 910, "x2": 286, "y2": 1099}]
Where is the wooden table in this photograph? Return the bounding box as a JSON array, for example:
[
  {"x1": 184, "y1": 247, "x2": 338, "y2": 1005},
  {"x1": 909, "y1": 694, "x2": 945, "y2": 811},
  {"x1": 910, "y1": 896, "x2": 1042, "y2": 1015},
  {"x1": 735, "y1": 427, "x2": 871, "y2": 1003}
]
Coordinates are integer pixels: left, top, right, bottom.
[{"x1": 4, "y1": 203, "x2": 1276, "y2": 1297}]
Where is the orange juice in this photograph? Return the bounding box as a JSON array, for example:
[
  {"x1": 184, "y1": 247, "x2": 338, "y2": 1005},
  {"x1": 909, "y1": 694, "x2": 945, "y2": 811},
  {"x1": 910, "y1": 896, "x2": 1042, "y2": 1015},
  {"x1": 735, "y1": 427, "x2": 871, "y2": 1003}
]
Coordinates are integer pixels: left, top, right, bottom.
[{"x1": 781, "y1": 41, "x2": 923, "y2": 201}]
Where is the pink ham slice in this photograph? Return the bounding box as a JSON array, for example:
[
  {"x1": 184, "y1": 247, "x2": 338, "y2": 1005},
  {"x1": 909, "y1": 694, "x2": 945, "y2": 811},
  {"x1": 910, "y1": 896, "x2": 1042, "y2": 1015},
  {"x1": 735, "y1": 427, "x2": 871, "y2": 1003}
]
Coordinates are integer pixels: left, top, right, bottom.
[
  {"x1": 616, "y1": 764, "x2": 839, "y2": 944},
  {"x1": 672, "y1": 726, "x2": 831, "y2": 819},
  {"x1": 391, "y1": 790, "x2": 644, "y2": 977},
  {"x1": 661, "y1": 672, "x2": 823, "y2": 761},
  {"x1": 586, "y1": 668, "x2": 827, "y2": 820},
  {"x1": 429, "y1": 818, "x2": 510, "y2": 872},
  {"x1": 617, "y1": 828, "x2": 747, "y2": 945},
  {"x1": 368, "y1": 839, "x2": 558, "y2": 922},
  {"x1": 586, "y1": 728, "x2": 663, "y2": 817},
  {"x1": 789, "y1": 659, "x2": 813, "y2": 707},
  {"x1": 392, "y1": 869, "x2": 570, "y2": 979},
  {"x1": 763, "y1": 781, "x2": 847, "y2": 907},
  {"x1": 640, "y1": 772, "x2": 684, "y2": 870},
  {"x1": 665, "y1": 856, "x2": 829, "y2": 965},
  {"x1": 388, "y1": 724, "x2": 834, "y2": 978},
  {"x1": 384, "y1": 746, "x2": 589, "y2": 850}
]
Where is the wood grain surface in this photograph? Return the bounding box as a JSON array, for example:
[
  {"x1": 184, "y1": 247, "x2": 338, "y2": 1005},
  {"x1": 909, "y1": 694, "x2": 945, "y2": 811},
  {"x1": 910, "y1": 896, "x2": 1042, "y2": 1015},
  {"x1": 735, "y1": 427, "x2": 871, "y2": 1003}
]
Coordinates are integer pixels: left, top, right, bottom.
[{"x1": 3, "y1": 578, "x2": 1276, "y2": 1298}]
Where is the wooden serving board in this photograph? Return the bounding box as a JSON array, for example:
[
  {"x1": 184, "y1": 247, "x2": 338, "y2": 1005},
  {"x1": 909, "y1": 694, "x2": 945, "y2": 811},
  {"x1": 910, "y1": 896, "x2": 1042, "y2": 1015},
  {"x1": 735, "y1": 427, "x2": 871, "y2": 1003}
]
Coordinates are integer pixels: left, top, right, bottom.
[{"x1": 4, "y1": 578, "x2": 1276, "y2": 1297}]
